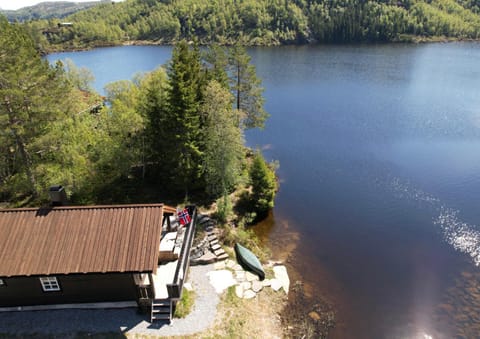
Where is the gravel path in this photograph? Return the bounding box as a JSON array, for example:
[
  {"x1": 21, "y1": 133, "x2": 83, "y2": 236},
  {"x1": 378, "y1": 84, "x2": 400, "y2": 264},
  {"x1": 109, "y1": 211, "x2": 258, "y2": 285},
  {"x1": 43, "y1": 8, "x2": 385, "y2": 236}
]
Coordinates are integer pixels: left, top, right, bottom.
[{"x1": 0, "y1": 264, "x2": 219, "y2": 337}]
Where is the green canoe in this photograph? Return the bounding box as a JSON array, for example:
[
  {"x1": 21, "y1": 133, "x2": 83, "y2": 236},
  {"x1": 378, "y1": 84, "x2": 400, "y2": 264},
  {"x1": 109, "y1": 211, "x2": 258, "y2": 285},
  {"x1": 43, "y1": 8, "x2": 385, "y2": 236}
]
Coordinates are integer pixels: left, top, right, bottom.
[{"x1": 234, "y1": 243, "x2": 265, "y2": 281}]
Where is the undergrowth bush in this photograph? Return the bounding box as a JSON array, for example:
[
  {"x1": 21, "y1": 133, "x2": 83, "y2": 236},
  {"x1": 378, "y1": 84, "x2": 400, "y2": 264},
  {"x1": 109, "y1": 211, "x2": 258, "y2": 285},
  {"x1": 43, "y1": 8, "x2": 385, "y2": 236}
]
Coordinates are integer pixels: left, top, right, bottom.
[{"x1": 174, "y1": 288, "x2": 195, "y2": 318}]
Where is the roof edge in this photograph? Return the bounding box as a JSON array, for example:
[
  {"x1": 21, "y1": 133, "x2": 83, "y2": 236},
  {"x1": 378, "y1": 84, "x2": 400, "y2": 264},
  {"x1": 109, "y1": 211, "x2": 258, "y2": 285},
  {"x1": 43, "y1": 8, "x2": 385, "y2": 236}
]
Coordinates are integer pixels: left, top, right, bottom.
[{"x1": 0, "y1": 203, "x2": 173, "y2": 213}]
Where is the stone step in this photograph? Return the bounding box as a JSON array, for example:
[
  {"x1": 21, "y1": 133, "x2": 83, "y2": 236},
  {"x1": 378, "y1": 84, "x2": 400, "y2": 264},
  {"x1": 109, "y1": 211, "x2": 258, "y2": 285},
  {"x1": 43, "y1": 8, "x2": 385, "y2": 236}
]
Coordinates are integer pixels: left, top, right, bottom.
[
  {"x1": 214, "y1": 248, "x2": 226, "y2": 256},
  {"x1": 191, "y1": 250, "x2": 217, "y2": 265},
  {"x1": 207, "y1": 235, "x2": 217, "y2": 242},
  {"x1": 209, "y1": 239, "x2": 219, "y2": 246},
  {"x1": 198, "y1": 217, "x2": 211, "y2": 225},
  {"x1": 211, "y1": 243, "x2": 221, "y2": 251},
  {"x1": 207, "y1": 229, "x2": 219, "y2": 236},
  {"x1": 217, "y1": 253, "x2": 229, "y2": 261}
]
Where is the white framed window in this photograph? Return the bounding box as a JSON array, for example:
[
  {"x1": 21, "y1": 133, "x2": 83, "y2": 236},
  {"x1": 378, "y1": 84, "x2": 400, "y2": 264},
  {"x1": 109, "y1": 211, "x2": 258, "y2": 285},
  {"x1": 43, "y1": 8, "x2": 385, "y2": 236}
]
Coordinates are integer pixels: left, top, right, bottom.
[
  {"x1": 39, "y1": 277, "x2": 60, "y2": 292},
  {"x1": 0, "y1": 279, "x2": 5, "y2": 287}
]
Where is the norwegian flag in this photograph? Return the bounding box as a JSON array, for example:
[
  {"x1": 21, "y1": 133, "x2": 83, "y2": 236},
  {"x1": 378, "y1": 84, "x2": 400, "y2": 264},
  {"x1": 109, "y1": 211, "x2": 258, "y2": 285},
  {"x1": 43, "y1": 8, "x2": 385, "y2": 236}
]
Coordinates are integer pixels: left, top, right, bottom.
[{"x1": 177, "y1": 208, "x2": 191, "y2": 225}]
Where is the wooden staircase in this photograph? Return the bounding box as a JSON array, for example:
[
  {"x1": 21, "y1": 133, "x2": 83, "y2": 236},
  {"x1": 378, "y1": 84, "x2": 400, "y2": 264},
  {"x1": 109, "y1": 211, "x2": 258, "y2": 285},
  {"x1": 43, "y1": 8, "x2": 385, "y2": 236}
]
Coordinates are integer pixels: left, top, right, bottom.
[{"x1": 151, "y1": 298, "x2": 172, "y2": 323}]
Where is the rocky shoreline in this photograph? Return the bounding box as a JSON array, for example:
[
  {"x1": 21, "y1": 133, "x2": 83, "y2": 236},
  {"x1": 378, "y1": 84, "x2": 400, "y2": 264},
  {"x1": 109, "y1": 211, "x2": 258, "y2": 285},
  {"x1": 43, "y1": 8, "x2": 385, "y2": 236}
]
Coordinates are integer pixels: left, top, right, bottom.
[
  {"x1": 191, "y1": 212, "x2": 336, "y2": 338},
  {"x1": 191, "y1": 213, "x2": 290, "y2": 299}
]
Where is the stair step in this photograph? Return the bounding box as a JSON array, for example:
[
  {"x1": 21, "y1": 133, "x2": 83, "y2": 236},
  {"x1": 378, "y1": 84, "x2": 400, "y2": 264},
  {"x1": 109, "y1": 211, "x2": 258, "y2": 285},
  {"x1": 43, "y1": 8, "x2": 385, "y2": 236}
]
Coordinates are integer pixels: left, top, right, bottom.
[
  {"x1": 211, "y1": 244, "x2": 221, "y2": 251},
  {"x1": 152, "y1": 307, "x2": 170, "y2": 312},
  {"x1": 152, "y1": 314, "x2": 171, "y2": 320},
  {"x1": 152, "y1": 302, "x2": 169, "y2": 307},
  {"x1": 209, "y1": 239, "x2": 219, "y2": 246},
  {"x1": 217, "y1": 253, "x2": 229, "y2": 260},
  {"x1": 151, "y1": 298, "x2": 172, "y2": 323},
  {"x1": 214, "y1": 248, "x2": 226, "y2": 256},
  {"x1": 198, "y1": 217, "x2": 211, "y2": 225},
  {"x1": 152, "y1": 299, "x2": 169, "y2": 303},
  {"x1": 207, "y1": 235, "x2": 217, "y2": 242}
]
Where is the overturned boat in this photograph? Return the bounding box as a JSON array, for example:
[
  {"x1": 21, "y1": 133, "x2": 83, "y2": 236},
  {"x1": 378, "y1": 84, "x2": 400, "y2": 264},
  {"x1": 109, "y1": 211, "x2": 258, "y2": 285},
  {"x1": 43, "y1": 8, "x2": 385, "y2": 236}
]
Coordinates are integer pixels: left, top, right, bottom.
[{"x1": 234, "y1": 243, "x2": 265, "y2": 281}]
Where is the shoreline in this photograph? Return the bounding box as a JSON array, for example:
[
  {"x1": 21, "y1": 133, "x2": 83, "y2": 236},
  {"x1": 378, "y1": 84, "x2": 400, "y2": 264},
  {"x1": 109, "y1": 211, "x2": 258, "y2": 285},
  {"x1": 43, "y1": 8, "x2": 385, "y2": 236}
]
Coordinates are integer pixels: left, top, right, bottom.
[
  {"x1": 254, "y1": 213, "x2": 336, "y2": 338},
  {"x1": 43, "y1": 36, "x2": 480, "y2": 54}
]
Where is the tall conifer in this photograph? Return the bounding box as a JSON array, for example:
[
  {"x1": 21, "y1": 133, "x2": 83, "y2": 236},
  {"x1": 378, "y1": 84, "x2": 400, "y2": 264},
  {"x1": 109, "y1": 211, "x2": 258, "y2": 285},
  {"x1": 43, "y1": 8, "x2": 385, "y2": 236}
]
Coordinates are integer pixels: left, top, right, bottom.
[
  {"x1": 166, "y1": 40, "x2": 205, "y2": 196},
  {"x1": 0, "y1": 17, "x2": 70, "y2": 198}
]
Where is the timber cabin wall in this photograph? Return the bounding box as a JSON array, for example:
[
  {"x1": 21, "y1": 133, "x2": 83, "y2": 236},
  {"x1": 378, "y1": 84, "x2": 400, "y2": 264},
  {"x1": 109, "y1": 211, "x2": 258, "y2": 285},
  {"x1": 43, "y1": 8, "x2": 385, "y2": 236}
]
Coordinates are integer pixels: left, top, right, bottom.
[{"x1": 0, "y1": 273, "x2": 137, "y2": 307}]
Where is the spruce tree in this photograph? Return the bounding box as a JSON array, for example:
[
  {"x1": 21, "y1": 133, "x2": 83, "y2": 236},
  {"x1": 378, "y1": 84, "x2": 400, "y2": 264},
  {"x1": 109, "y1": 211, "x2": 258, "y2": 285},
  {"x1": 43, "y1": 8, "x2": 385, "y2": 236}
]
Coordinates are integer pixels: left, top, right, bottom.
[
  {"x1": 250, "y1": 150, "x2": 277, "y2": 216},
  {"x1": 165, "y1": 40, "x2": 206, "y2": 196}
]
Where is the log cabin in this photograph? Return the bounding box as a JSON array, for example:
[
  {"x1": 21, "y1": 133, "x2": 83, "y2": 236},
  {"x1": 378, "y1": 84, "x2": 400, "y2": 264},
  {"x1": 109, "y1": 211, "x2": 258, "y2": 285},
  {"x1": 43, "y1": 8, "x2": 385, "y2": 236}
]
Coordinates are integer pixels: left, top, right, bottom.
[{"x1": 0, "y1": 195, "x2": 196, "y2": 323}]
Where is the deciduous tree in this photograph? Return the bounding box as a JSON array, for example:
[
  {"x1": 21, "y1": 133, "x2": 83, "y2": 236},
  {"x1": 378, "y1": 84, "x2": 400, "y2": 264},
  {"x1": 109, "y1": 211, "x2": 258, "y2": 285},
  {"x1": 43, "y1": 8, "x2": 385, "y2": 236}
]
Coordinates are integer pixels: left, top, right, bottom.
[{"x1": 201, "y1": 80, "x2": 244, "y2": 198}]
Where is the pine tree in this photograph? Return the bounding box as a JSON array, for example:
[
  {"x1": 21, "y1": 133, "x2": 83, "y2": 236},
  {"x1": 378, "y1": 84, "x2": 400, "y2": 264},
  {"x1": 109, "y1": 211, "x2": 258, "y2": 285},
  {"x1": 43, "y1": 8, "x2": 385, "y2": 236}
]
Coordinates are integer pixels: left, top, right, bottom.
[
  {"x1": 228, "y1": 44, "x2": 269, "y2": 129},
  {"x1": 0, "y1": 17, "x2": 71, "y2": 199},
  {"x1": 203, "y1": 44, "x2": 230, "y2": 89}
]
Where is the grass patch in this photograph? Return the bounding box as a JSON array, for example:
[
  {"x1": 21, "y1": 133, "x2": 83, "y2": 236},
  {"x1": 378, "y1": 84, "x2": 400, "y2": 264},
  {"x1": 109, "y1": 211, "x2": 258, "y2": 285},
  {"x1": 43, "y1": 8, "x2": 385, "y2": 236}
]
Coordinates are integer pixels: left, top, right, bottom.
[
  {"x1": 206, "y1": 284, "x2": 285, "y2": 338},
  {"x1": 174, "y1": 288, "x2": 195, "y2": 318},
  {"x1": 221, "y1": 224, "x2": 271, "y2": 263}
]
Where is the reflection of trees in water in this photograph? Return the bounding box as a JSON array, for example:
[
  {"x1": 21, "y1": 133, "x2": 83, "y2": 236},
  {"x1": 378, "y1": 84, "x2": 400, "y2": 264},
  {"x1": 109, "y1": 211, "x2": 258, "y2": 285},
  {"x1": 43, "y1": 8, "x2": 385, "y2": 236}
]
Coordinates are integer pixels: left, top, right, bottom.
[{"x1": 435, "y1": 270, "x2": 480, "y2": 338}]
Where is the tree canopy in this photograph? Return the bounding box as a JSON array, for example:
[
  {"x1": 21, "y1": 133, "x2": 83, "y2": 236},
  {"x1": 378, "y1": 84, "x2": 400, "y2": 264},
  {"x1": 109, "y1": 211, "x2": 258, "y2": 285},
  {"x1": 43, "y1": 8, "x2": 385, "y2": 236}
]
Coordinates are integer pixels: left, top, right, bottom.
[{"x1": 1, "y1": 16, "x2": 276, "y2": 215}]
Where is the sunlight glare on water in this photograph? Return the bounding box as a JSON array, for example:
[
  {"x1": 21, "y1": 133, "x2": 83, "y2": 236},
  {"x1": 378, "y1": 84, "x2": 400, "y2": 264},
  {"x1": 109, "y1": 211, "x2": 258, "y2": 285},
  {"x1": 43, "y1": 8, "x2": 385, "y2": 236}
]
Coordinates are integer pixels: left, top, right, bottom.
[{"x1": 435, "y1": 208, "x2": 480, "y2": 266}]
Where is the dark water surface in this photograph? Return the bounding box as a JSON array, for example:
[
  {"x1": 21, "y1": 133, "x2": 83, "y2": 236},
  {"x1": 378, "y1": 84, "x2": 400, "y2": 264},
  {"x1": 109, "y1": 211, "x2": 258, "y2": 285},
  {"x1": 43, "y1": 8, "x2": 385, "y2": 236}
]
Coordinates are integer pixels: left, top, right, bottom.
[{"x1": 49, "y1": 43, "x2": 480, "y2": 338}]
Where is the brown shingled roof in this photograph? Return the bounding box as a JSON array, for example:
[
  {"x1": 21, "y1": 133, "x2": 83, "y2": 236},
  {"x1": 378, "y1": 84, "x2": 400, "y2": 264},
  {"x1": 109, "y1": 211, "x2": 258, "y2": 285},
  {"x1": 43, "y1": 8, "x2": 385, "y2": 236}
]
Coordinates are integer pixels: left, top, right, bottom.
[{"x1": 0, "y1": 204, "x2": 176, "y2": 277}]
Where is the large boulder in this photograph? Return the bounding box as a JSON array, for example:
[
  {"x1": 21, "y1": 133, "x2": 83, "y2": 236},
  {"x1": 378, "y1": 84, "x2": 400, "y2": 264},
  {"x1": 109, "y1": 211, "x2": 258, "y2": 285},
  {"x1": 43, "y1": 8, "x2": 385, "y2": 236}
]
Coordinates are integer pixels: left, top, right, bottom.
[
  {"x1": 252, "y1": 280, "x2": 263, "y2": 293},
  {"x1": 207, "y1": 270, "x2": 237, "y2": 293},
  {"x1": 273, "y1": 265, "x2": 290, "y2": 294},
  {"x1": 243, "y1": 289, "x2": 256, "y2": 299},
  {"x1": 270, "y1": 279, "x2": 283, "y2": 291}
]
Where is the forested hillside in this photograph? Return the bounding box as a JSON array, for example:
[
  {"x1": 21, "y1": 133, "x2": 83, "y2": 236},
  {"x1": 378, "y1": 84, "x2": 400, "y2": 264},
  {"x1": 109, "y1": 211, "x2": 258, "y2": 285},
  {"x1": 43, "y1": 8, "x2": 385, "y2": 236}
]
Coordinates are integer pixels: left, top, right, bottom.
[
  {"x1": 1, "y1": 1, "x2": 108, "y2": 22},
  {"x1": 22, "y1": 0, "x2": 480, "y2": 50}
]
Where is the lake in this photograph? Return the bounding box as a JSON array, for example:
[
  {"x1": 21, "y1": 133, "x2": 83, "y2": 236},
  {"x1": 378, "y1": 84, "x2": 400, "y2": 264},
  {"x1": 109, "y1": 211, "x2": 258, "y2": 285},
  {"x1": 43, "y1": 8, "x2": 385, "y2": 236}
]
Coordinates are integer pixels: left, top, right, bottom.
[{"x1": 49, "y1": 43, "x2": 480, "y2": 338}]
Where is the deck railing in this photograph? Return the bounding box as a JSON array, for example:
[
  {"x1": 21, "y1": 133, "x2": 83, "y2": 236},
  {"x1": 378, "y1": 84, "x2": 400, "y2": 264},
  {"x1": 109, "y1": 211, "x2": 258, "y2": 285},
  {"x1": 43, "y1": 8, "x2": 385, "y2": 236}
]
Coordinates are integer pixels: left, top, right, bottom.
[{"x1": 166, "y1": 206, "x2": 197, "y2": 299}]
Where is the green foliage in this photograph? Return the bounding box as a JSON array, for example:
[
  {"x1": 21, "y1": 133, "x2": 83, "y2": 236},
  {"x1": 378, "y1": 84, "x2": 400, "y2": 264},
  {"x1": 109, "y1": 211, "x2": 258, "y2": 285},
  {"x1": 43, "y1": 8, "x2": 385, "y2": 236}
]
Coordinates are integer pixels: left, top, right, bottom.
[
  {"x1": 215, "y1": 194, "x2": 233, "y2": 224},
  {"x1": 249, "y1": 150, "x2": 277, "y2": 217},
  {"x1": 20, "y1": 0, "x2": 480, "y2": 50},
  {"x1": 174, "y1": 288, "x2": 195, "y2": 318},
  {"x1": 165, "y1": 41, "x2": 205, "y2": 196},
  {"x1": 222, "y1": 224, "x2": 270, "y2": 262},
  {"x1": 61, "y1": 58, "x2": 95, "y2": 91},
  {"x1": 1, "y1": 1, "x2": 106, "y2": 22},
  {"x1": 0, "y1": 17, "x2": 72, "y2": 199},
  {"x1": 0, "y1": 17, "x2": 135, "y2": 204},
  {"x1": 228, "y1": 44, "x2": 268, "y2": 130},
  {"x1": 135, "y1": 68, "x2": 169, "y2": 179},
  {"x1": 1, "y1": 25, "x2": 268, "y2": 206},
  {"x1": 202, "y1": 81, "x2": 244, "y2": 197}
]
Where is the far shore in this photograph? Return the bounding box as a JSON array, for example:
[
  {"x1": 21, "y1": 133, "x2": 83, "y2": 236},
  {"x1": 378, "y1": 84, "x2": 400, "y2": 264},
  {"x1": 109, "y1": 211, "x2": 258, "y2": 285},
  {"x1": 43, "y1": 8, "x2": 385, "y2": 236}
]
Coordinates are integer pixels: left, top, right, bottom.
[{"x1": 42, "y1": 35, "x2": 480, "y2": 54}]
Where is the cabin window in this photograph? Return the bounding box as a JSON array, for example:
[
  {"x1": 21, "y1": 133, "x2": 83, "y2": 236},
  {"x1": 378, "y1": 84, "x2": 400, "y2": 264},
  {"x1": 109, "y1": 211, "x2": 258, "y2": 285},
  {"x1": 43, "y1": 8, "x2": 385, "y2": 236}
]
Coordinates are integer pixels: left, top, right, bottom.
[
  {"x1": 0, "y1": 279, "x2": 5, "y2": 287},
  {"x1": 39, "y1": 277, "x2": 60, "y2": 292}
]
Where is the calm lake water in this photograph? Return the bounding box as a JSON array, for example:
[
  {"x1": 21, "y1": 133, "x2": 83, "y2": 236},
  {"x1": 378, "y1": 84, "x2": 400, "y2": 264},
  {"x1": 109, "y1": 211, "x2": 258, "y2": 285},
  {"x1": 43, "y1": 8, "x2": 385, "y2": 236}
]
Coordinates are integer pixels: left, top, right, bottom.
[{"x1": 49, "y1": 43, "x2": 480, "y2": 338}]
